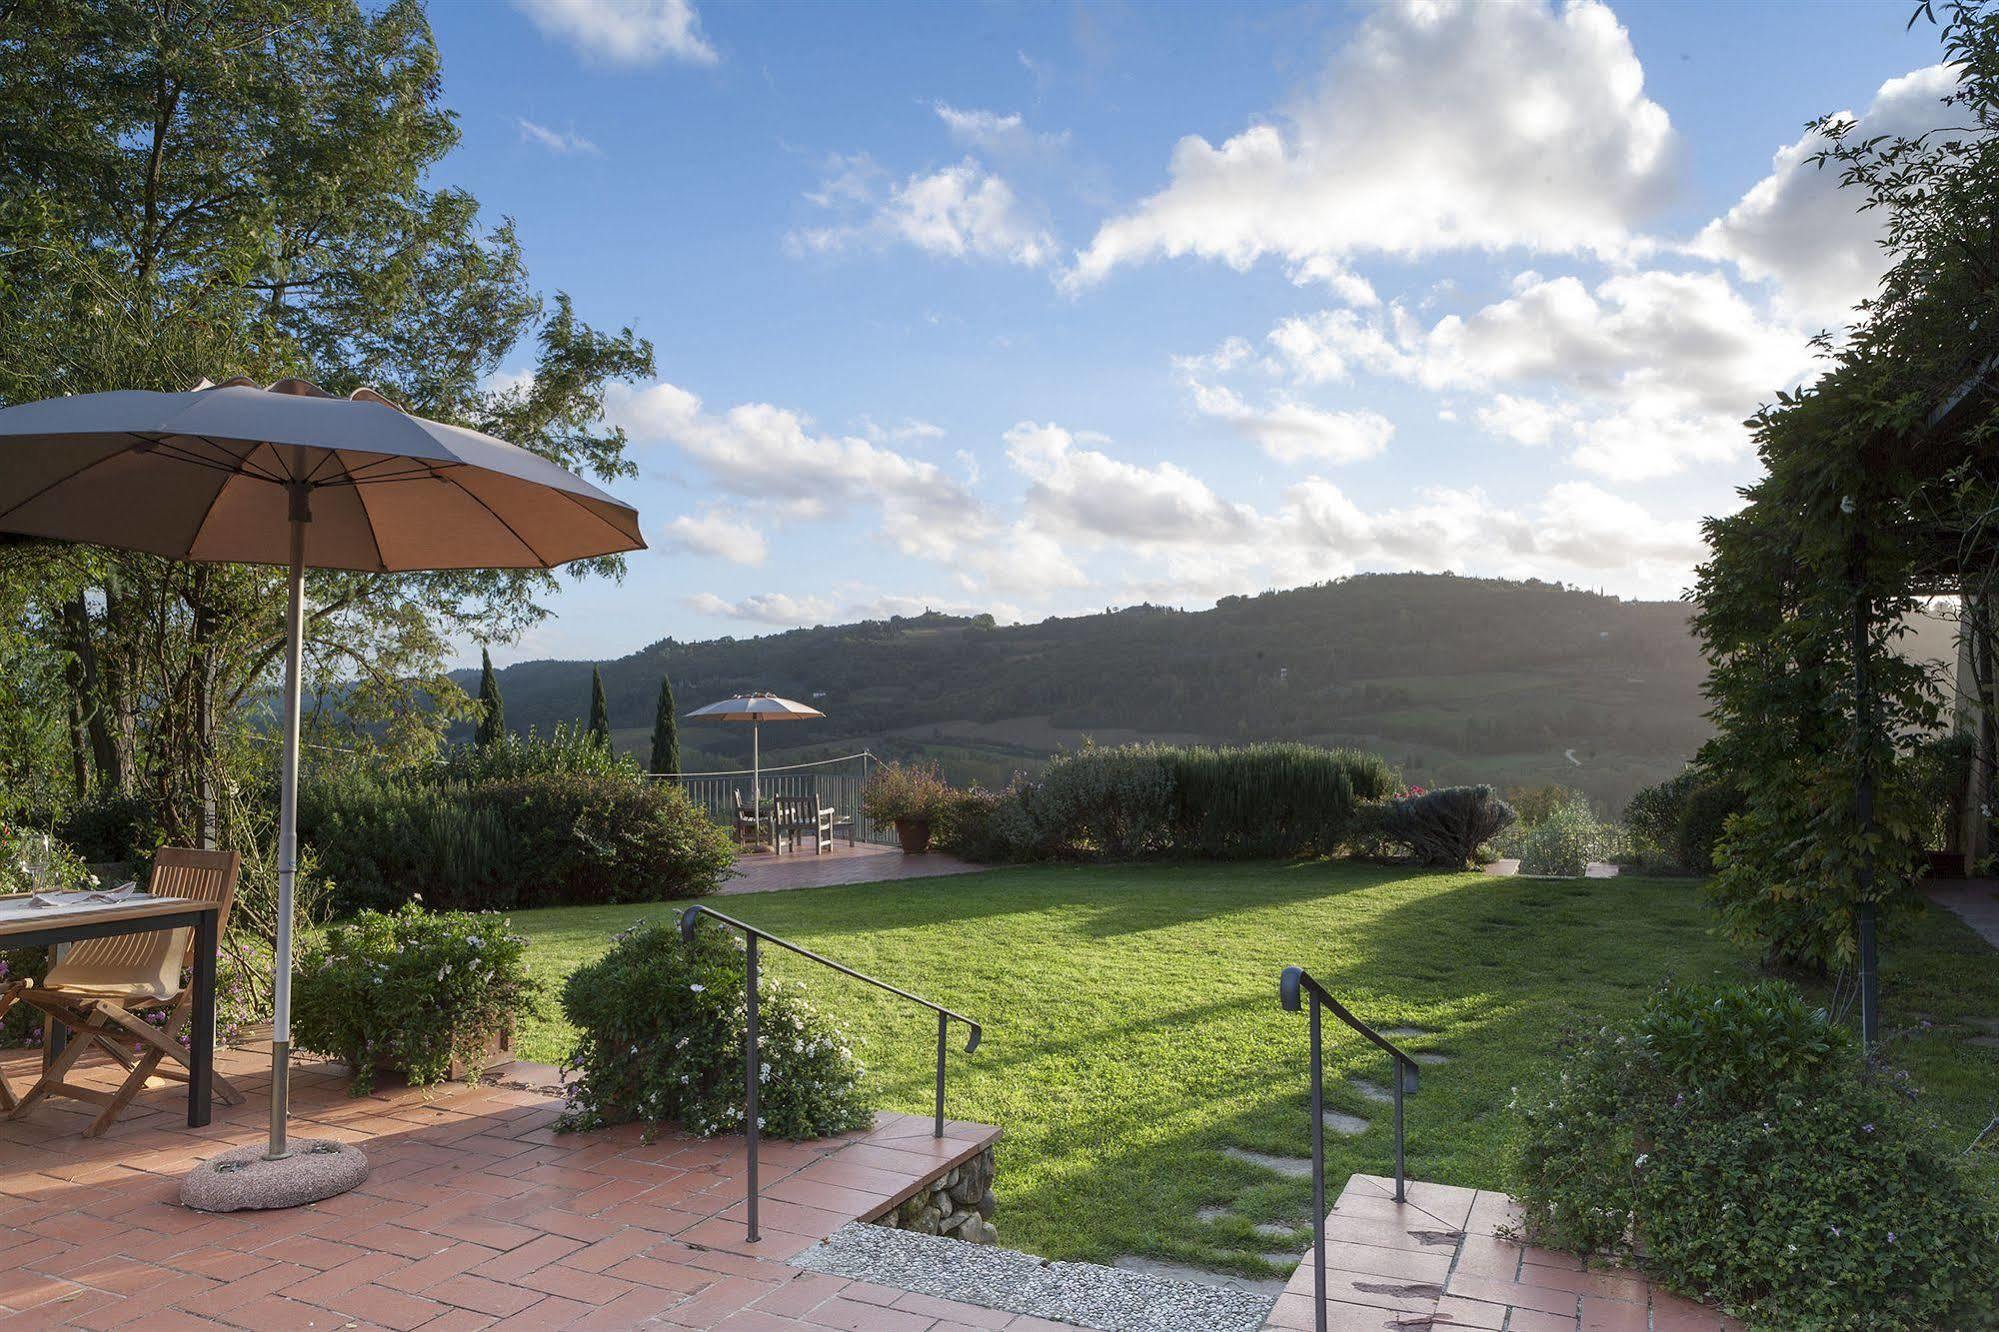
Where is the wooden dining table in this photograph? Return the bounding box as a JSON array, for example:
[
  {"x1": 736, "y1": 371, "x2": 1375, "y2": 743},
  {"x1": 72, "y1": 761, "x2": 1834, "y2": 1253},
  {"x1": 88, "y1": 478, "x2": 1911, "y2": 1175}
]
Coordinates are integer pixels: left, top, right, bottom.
[{"x1": 0, "y1": 893, "x2": 222, "y2": 1127}]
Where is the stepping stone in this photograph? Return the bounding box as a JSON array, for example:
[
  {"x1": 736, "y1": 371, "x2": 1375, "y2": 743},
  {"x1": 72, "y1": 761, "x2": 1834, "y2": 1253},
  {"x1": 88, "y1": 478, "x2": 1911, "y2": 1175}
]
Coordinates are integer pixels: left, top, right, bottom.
[
  {"x1": 1412, "y1": 1052, "x2": 1451, "y2": 1066},
  {"x1": 1112, "y1": 1256, "x2": 1290, "y2": 1298},
  {"x1": 1195, "y1": 1206, "x2": 1231, "y2": 1224},
  {"x1": 1322, "y1": 1111, "x2": 1370, "y2": 1136},
  {"x1": 1259, "y1": 1252, "x2": 1302, "y2": 1268},
  {"x1": 1381, "y1": 1026, "x2": 1430, "y2": 1039},
  {"x1": 1349, "y1": 1079, "x2": 1395, "y2": 1104},
  {"x1": 1253, "y1": 1222, "x2": 1301, "y2": 1241},
  {"x1": 1970, "y1": 1035, "x2": 1999, "y2": 1051},
  {"x1": 1223, "y1": 1147, "x2": 1313, "y2": 1178},
  {"x1": 1966, "y1": 1016, "x2": 1999, "y2": 1031}
]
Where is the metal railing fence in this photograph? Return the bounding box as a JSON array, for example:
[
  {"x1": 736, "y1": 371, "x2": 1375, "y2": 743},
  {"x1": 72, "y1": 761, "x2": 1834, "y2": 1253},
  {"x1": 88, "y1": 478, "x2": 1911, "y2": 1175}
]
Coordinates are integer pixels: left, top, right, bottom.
[
  {"x1": 1278, "y1": 965, "x2": 1421, "y2": 1332},
  {"x1": 680, "y1": 905, "x2": 981, "y2": 1243}
]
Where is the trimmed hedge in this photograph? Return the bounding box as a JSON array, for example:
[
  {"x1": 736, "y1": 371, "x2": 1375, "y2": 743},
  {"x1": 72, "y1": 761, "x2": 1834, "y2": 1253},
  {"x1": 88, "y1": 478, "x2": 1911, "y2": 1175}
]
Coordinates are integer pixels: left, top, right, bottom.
[
  {"x1": 944, "y1": 743, "x2": 1397, "y2": 862},
  {"x1": 300, "y1": 769, "x2": 734, "y2": 913}
]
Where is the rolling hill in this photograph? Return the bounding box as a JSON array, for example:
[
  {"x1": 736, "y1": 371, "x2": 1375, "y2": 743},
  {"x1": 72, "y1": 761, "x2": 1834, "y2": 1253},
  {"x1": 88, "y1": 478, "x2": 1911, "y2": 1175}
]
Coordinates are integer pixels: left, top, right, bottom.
[{"x1": 465, "y1": 573, "x2": 1718, "y2": 812}]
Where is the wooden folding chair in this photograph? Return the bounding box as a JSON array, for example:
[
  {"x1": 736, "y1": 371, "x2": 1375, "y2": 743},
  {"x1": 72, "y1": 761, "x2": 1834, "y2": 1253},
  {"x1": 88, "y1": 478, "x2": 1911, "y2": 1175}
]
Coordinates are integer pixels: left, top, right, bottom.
[{"x1": 4, "y1": 848, "x2": 243, "y2": 1136}]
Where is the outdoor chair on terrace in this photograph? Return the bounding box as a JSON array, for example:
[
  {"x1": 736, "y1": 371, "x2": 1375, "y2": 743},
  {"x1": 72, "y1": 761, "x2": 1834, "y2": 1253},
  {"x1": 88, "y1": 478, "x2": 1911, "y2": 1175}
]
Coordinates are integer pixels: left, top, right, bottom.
[
  {"x1": 0, "y1": 848, "x2": 244, "y2": 1136},
  {"x1": 732, "y1": 790, "x2": 761, "y2": 846},
  {"x1": 773, "y1": 794, "x2": 836, "y2": 855}
]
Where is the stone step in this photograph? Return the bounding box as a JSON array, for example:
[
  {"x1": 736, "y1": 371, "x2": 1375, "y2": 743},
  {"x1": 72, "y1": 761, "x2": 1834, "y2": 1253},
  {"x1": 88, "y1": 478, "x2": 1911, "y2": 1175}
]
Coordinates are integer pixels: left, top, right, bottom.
[{"x1": 795, "y1": 1222, "x2": 1277, "y2": 1332}]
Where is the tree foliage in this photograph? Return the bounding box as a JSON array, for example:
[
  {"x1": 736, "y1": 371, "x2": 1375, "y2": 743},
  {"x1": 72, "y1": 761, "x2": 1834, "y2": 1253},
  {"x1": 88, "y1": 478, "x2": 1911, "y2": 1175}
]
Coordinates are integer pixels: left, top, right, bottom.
[
  {"x1": 476, "y1": 648, "x2": 505, "y2": 749},
  {"x1": 0, "y1": 1, "x2": 653, "y2": 852},
  {"x1": 586, "y1": 667, "x2": 611, "y2": 748},
  {"x1": 648, "y1": 671, "x2": 679, "y2": 775},
  {"x1": 1693, "y1": 1, "x2": 1999, "y2": 967}
]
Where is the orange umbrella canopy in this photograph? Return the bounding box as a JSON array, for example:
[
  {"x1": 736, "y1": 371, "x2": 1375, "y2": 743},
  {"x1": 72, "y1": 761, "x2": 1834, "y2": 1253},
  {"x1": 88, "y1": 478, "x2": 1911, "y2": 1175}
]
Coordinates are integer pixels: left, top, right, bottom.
[{"x1": 0, "y1": 377, "x2": 643, "y2": 570}]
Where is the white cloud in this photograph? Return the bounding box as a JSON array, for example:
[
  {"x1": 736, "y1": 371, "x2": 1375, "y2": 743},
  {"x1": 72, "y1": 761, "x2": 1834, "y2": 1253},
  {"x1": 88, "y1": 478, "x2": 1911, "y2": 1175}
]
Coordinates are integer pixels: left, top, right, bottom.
[
  {"x1": 1185, "y1": 381, "x2": 1393, "y2": 465},
  {"x1": 688, "y1": 588, "x2": 1026, "y2": 629},
  {"x1": 1695, "y1": 63, "x2": 1956, "y2": 327},
  {"x1": 1067, "y1": 0, "x2": 1675, "y2": 288},
  {"x1": 1005, "y1": 422, "x2": 1259, "y2": 547},
  {"x1": 1265, "y1": 269, "x2": 1815, "y2": 479},
  {"x1": 934, "y1": 104, "x2": 1069, "y2": 158},
  {"x1": 659, "y1": 510, "x2": 767, "y2": 566},
  {"x1": 993, "y1": 418, "x2": 1701, "y2": 601},
  {"x1": 514, "y1": 0, "x2": 717, "y2": 66},
  {"x1": 687, "y1": 591, "x2": 837, "y2": 626},
  {"x1": 795, "y1": 159, "x2": 1056, "y2": 267},
  {"x1": 1474, "y1": 393, "x2": 1574, "y2": 447},
  {"x1": 606, "y1": 380, "x2": 985, "y2": 560},
  {"x1": 516, "y1": 118, "x2": 601, "y2": 157}
]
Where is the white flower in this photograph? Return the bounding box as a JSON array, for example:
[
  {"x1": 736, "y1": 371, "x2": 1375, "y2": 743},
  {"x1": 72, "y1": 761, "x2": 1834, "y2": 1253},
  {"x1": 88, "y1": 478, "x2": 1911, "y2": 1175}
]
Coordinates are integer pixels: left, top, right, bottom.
[{"x1": 689, "y1": 983, "x2": 706, "y2": 994}]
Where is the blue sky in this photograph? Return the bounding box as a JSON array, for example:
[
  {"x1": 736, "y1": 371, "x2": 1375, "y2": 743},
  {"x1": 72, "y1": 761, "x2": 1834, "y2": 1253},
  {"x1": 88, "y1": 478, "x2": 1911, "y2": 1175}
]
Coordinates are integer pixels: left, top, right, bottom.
[{"x1": 424, "y1": 0, "x2": 1950, "y2": 666}]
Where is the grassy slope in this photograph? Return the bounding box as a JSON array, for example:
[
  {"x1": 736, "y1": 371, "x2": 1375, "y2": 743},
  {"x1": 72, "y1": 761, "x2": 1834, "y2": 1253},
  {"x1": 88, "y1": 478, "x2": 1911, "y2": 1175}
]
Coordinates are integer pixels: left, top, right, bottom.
[{"x1": 510, "y1": 864, "x2": 1999, "y2": 1274}]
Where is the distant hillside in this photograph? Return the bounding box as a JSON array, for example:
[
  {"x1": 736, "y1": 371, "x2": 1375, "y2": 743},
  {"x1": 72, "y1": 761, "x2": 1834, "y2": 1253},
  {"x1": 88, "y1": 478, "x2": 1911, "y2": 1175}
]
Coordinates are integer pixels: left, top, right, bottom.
[{"x1": 462, "y1": 573, "x2": 1717, "y2": 812}]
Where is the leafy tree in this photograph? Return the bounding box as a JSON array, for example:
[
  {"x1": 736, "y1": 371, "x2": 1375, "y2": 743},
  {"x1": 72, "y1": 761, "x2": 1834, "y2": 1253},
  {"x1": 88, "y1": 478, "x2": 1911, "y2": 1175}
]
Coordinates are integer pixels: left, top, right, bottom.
[
  {"x1": 587, "y1": 668, "x2": 611, "y2": 749},
  {"x1": 1693, "y1": 0, "x2": 1999, "y2": 967},
  {"x1": 0, "y1": 0, "x2": 653, "y2": 843},
  {"x1": 475, "y1": 649, "x2": 505, "y2": 749},
  {"x1": 649, "y1": 671, "x2": 680, "y2": 775}
]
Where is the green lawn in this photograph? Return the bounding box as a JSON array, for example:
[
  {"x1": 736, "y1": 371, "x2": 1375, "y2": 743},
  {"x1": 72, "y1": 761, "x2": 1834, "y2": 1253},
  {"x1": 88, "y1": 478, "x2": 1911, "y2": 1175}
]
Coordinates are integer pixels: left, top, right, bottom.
[{"x1": 509, "y1": 863, "x2": 1999, "y2": 1275}]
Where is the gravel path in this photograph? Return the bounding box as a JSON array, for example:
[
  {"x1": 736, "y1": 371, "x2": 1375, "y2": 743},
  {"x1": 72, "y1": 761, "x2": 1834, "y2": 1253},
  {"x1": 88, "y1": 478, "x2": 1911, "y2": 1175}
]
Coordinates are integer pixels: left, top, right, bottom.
[{"x1": 792, "y1": 1223, "x2": 1277, "y2": 1332}]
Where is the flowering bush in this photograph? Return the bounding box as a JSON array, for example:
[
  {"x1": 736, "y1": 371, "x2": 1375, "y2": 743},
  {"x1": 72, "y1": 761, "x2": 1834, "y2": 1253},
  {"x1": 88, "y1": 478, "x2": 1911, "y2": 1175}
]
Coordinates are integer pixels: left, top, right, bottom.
[
  {"x1": 1515, "y1": 980, "x2": 1995, "y2": 1329},
  {"x1": 860, "y1": 762, "x2": 949, "y2": 827},
  {"x1": 558, "y1": 919, "x2": 871, "y2": 1140},
  {"x1": 292, "y1": 904, "x2": 537, "y2": 1095}
]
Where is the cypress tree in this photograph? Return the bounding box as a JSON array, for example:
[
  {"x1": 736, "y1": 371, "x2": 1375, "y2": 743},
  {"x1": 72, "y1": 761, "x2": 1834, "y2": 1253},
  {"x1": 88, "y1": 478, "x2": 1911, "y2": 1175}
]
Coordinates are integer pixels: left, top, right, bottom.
[
  {"x1": 649, "y1": 671, "x2": 681, "y2": 775},
  {"x1": 475, "y1": 648, "x2": 505, "y2": 748},
  {"x1": 587, "y1": 667, "x2": 612, "y2": 748}
]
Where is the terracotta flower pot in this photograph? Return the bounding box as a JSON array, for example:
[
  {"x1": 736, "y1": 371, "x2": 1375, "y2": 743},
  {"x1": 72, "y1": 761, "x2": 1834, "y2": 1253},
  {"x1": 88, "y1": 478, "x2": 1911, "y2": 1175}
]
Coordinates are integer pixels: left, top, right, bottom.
[{"x1": 895, "y1": 818, "x2": 932, "y2": 854}]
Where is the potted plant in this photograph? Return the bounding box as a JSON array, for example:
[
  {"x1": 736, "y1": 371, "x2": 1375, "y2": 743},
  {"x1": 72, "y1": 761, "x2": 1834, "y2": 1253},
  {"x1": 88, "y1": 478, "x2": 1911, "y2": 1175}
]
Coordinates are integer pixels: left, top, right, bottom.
[
  {"x1": 861, "y1": 762, "x2": 949, "y2": 854},
  {"x1": 292, "y1": 902, "x2": 538, "y2": 1094}
]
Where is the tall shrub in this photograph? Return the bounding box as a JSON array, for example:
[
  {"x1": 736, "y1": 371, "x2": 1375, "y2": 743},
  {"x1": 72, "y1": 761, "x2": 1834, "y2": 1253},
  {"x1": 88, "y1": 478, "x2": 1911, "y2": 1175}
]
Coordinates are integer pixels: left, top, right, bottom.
[
  {"x1": 1032, "y1": 745, "x2": 1174, "y2": 858},
  {"x1": 1516, "y1": 981, "x2": 1996, "y2": 1329},
  {"x1": 1167, "y1": 743, "x2": 1395, "y2": 857},
  {"x1": 561, "y1": 920, "x2": 871, "y2": 1140},
  {"x1": 1372, "y1": 785, "x2": 1513, "y2": 868},
  {"x1": 300, "y1": 769, "x2": 733, "y2": 912},
  {"x1": 1624, "y1": 770, "x2": 1700, "y2": 862}
]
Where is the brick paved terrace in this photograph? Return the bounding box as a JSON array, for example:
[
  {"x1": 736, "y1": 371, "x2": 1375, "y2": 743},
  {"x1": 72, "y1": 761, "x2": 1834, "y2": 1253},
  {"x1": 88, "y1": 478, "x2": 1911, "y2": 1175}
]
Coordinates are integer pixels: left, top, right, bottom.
[
  {"x1": 0, "y1": 1039, "x2": 1042, "y2": 1330},
  {"x1": 0, "y1": 1039, "x2": 1746, "y2": 1331},
  {"x1": 716, "y1": 844, "x2": 986, "y2": 897}
]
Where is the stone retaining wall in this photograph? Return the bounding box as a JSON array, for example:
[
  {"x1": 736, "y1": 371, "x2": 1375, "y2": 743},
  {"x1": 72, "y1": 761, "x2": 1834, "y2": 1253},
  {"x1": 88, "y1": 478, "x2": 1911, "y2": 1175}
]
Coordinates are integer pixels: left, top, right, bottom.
[{"x1": 870, "y1": 1145, "x2": 998, "y2": 1245}]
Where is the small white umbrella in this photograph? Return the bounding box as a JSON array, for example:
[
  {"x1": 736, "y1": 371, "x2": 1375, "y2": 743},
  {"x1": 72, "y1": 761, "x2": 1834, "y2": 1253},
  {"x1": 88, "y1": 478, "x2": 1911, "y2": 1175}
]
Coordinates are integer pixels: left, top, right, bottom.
[
  {"x1": 685, "y1": 693, "x2": 825, "y2": 805},
  {"x1": 0, "y1": 377, "x2": 642, "y2": 1197}
]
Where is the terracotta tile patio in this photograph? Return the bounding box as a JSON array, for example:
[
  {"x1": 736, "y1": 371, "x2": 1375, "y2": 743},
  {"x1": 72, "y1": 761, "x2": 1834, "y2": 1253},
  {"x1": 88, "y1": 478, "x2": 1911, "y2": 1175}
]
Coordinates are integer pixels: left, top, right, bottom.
[
  {"x1": 1261, "y1": 1174, "x2": 1741, "y2": 1332},
  {"x1": 717, "y1": 844, "x2": 986, "y2": 897},
  {"x1": 0, "y1": 1039, "x2": 1029, "y2": 1330}
]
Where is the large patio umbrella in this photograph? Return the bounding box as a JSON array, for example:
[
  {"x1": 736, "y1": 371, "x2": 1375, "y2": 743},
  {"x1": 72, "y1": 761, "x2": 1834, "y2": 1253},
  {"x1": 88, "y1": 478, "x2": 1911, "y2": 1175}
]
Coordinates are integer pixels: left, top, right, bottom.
[
  {"x1": 0, "y1": 377, "x2": 642, "y2": 1197},
  {"x1": 684, "y1": 692, "x2": 825, "y2": 804}
]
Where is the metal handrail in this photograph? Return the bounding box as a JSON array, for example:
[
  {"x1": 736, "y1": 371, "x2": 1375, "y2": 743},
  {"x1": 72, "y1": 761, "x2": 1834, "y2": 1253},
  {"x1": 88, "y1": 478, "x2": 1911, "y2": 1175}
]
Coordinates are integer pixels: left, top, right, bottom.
[
  {"x1": 1279, "y1": 965, "x2": 1420, "y2": 1332},
  {"x1": 681, "y1": 904, "x2": 983, "y2": 1243}
]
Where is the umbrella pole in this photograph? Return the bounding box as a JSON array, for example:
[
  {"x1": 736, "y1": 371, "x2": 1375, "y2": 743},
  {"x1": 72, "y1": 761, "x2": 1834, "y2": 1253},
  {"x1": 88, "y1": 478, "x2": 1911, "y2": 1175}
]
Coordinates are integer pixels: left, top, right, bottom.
[
  {"x1": 753, "y1": 720, "x2": 763, "y2": 847},
  {"x1": 268, "y1": 489, "x2": 307, "y2": 1160}
]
